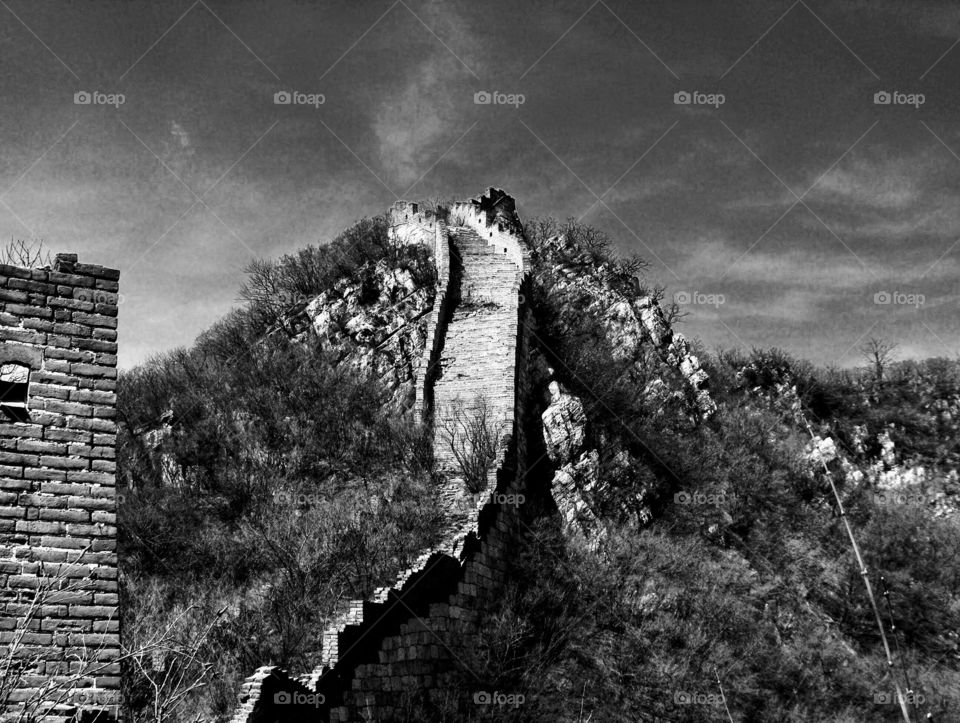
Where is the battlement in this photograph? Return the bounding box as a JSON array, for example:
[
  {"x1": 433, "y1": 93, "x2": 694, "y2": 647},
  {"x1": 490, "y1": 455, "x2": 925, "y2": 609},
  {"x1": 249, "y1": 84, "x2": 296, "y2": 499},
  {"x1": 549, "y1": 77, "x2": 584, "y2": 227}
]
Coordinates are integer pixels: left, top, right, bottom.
[
  {"x1": 387, "y1": 201, "x2": 441, "y2": 248},
  {"x1": 449, "y1": 188, "x2": 530, "y2": 274}
]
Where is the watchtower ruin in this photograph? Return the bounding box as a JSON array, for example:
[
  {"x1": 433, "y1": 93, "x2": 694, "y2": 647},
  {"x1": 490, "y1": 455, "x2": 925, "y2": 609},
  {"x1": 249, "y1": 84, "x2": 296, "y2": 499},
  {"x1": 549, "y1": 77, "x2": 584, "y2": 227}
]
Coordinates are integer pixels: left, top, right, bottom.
[{"x1": 0, "y1": 253, "x2": 121, "y2": 722}]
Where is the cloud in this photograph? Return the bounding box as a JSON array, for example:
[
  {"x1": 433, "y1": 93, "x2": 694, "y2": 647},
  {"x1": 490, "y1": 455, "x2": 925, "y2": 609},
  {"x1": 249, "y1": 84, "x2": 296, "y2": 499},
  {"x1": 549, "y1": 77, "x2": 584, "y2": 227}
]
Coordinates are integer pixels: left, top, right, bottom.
[
  {"x1": 372, "y1": 3, "x2": 478, "y2": 188},
  {"x1": 811, "y1": 157, "x2": 921, "y2": 210}
]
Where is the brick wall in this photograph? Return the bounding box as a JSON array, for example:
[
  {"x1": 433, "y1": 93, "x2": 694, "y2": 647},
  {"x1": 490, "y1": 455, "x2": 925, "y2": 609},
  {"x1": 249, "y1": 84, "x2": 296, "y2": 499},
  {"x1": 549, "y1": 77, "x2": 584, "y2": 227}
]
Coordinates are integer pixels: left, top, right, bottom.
[{"x1": 0, "y1": 253, "x2": 120, "y2": 722}]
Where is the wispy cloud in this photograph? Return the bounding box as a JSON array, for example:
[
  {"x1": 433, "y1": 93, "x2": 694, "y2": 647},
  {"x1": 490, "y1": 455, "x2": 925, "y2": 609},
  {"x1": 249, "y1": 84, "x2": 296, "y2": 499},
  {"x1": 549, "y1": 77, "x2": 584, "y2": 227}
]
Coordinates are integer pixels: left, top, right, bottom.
[{"x1": 372, "y1": 3, "x2": 477, "y2": 187}]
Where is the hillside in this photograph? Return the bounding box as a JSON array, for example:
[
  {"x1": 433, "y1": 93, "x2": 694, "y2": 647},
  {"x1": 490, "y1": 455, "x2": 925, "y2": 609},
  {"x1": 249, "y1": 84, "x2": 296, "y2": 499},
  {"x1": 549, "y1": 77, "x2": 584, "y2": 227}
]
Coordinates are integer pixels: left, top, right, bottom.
[{"x1": 117, "y1": 191, "x2": 960, "y2": 722}]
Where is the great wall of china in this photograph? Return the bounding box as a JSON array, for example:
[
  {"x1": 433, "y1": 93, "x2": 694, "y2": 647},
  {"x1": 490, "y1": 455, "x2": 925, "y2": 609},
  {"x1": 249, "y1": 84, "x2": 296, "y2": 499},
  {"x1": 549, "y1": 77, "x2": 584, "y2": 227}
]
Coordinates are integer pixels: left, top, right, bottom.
[
  {"x1": 230, "y1": 188, "x2": 536, "y2": 722},
  {"x1": 0, "y1": 189, "x2": 714, "y2": 721}
]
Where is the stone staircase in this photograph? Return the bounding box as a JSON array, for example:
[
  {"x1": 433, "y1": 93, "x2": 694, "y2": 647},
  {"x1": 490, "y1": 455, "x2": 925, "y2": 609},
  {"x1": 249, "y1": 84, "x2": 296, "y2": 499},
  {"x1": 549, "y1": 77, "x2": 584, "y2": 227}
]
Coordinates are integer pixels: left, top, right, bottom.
[
  {"x1": 432, "y1": 226, "x2": 521, "y2": 476},
  {"x1": 229, "y1": 189, "x2": 532, "y2": 723}
]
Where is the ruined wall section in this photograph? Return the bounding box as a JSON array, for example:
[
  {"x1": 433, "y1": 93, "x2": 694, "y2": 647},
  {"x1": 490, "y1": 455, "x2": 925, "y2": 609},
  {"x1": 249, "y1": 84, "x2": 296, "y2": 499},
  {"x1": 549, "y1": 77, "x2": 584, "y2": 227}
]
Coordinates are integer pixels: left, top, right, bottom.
[{"x1": 0, "y1": 253, "x2": 120, "y2": 722}]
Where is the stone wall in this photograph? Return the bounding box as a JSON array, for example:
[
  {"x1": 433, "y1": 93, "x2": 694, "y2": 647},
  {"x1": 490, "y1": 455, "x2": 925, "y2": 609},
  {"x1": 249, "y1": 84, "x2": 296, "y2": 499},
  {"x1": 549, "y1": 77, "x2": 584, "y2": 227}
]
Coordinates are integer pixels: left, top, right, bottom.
[
  {"x1": 230, "y1": 190, "x2": 533, "y2": 722},
  {"x1": 390, "y1": 206, "x2": 452, "y2": 423},
  {"x1": 0, "y1": 253, "x2": 120, "y2": 722}
]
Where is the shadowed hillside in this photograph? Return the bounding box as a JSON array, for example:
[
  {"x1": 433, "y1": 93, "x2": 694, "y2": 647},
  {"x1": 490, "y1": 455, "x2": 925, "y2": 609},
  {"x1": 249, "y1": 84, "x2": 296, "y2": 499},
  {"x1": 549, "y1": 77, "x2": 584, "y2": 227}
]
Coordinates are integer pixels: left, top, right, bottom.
[{"x1": 117, "y1": 195, "x2": 960, "y2": 722}]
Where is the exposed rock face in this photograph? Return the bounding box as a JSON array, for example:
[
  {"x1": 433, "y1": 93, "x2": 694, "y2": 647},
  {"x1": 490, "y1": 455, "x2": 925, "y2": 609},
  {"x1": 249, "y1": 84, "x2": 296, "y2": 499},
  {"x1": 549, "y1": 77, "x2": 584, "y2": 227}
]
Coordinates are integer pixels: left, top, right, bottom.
[
  {"x1": 541, "y1": 379, "x2": 653, "y2": 544},
  {"x1": 534, "y1": 233, "x2": 716, "y2": 419},
  {"x1": 279, "y1": 258, "x2": 434, "y2": 411},
  {"x1": 542, "y1": 380, "x2": 587, "y2": 461}
]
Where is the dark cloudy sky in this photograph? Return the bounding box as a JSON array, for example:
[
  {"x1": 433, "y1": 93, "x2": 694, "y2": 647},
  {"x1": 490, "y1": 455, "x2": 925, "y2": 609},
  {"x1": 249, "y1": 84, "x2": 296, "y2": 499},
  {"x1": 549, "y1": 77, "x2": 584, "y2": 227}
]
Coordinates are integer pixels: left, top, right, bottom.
[{"x1": 1, "y1": 0, "x2": 958, "y2": 367}]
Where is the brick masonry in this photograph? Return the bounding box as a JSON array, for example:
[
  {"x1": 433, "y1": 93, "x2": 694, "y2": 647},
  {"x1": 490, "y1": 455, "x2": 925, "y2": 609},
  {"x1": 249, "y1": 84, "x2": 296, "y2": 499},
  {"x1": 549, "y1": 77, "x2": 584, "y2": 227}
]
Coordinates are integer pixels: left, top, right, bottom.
[
  {"x1": 230, "y1": 189, "x2": 533, "y2": 722},
  {"x1": 0, "y1": 253, "x2": 120, "y2": 722}
]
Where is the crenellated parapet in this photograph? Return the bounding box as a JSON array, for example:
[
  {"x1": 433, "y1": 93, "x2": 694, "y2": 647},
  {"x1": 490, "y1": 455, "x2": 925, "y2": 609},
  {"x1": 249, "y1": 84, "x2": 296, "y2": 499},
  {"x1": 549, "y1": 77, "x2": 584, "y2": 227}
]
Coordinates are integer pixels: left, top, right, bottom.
[{"x1": 448, "y1": 187, "x2": 531, "y2": 275}]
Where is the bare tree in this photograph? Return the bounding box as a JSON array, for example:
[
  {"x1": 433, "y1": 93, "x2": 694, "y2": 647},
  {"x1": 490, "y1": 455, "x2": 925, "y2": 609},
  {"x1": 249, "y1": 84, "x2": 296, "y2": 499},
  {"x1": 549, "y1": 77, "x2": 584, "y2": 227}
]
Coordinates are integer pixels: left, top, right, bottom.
[
  {"x1": 125, "y1": 605, "x2": 227, "y2": 723},
  {"x1": 860, "y1": 336, "x2": 898, "y2": 387},
  {"x1": 0, "y1": 552, "x2": 125, "y2": 722},
  {"x1": 436, "y1": 396, "x2": 502, "y2": 493},
  {"x1": 1, "y1": 549, "x2": 225, "y2": 723},
  {"x1": 0, "y1": 239, "x2": 51, "y2": 268}
]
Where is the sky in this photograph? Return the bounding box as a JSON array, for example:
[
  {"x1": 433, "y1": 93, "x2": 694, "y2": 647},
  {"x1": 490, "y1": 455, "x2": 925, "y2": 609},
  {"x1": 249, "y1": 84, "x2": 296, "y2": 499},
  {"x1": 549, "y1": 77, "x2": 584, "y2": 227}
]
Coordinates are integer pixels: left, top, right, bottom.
[{"x1": 0, "y1": 0, "x2": 958, "y2": 368}]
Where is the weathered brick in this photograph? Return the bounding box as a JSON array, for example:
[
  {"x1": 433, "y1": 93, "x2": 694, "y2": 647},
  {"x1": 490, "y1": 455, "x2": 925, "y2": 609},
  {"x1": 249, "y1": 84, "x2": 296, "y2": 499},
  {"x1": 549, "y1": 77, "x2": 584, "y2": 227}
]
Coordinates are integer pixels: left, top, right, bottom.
[
  {"x1": 39, "y1": 456, "x2": 88, "y2": 470},
  {"x1": 68, "y1": 390, "x2": 115, "y2": 406},
  {"x1": 44, "y1": 428, "x2": 90, "y2": 444},
  {"x1": 39, "y1": 509, "x2": 90, "y2": 523},
  {"x1": 4, "y1": 303, "x2": 52, "y2": 319},
  {"x1": 8, "y1": 278, "x2": 55, "y2": 295},
  {"x1": 0, "y1": 451, "x2": 38, "y2": 466},
  {"x1": 15, "y1": 520, "x2": 64, "y2": 535},
  {"x1": 16, "y1": 439, "x2": 66, "y2": 456},
  {"x1": 28, "y1": 383, "x2": 72, "y2": 400},
  {"x1": 75, "y1": 338, "x2": 118, "y2": 355},
  {"x1": 73, "y1": 264, "x2": 120, "y2": 281},
  {"x1": 40, "y1": 400, "x2": 93, "y2": 417},
  {"x1": 0, "y1": 289, "x2": 28, "y2": 303},
  {"x1": 94, "y1": 279, "x2": 119, "y2": 293},
  {"x1": 52, "y1": 322, "x2": 90, "y2": 337},
  {"x1": 71, "y1": 313, "x2": 117, "y2": 329},
  {"x1": 0, "y1": 327, "x2": 45, "y2": 344},
  {"x1": 69, "y1": 363, "x2": 117, "y2": 380},
  {"x1": 0, "y1": 264, "x2": 32, "y2": 279}
]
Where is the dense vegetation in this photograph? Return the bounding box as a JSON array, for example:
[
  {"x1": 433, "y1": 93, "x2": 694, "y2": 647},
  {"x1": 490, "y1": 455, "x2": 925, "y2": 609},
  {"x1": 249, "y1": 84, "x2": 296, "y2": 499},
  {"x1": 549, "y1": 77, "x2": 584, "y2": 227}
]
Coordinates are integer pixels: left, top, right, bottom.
[
  {"x1": 117, "y1": 218, "x2": 442, "y2": 719},
  {"x1": 117, "y1": 215, "x2": 960, "y2": 722}
]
